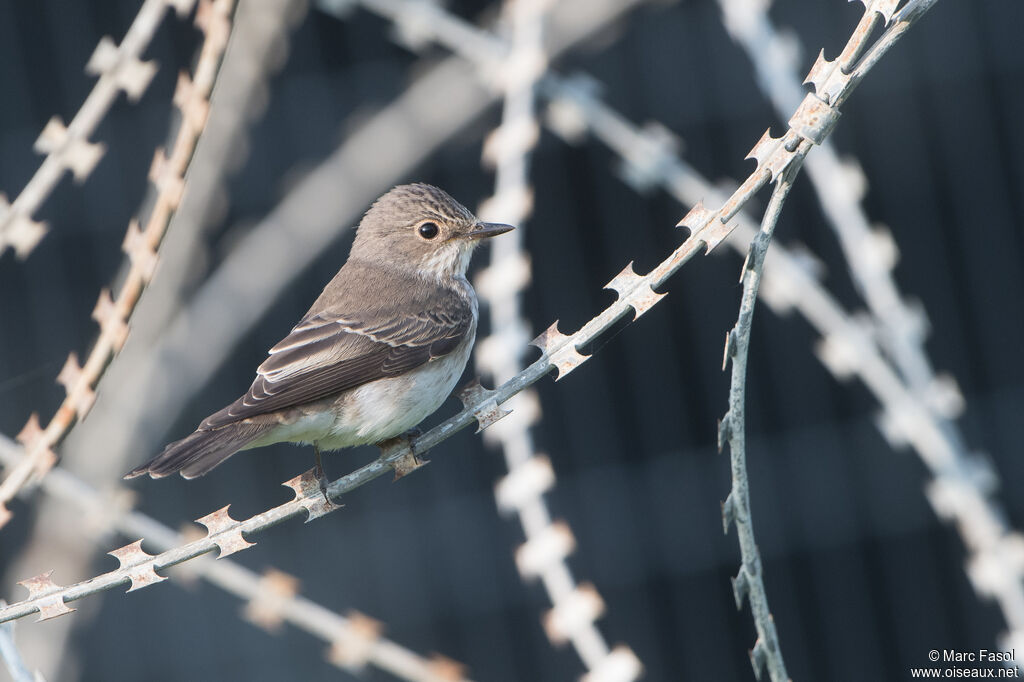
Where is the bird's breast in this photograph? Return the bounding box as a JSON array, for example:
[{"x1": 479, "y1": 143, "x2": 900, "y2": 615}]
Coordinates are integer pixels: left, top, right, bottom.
[{"x1": 315, "y1": 323, "x2": 476, "y2": 449}]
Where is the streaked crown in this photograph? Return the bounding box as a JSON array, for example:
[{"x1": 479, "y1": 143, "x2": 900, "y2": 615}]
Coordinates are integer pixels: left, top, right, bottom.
[{"x1": 349, "y1": 183, "x2": 506, "y2": 278}]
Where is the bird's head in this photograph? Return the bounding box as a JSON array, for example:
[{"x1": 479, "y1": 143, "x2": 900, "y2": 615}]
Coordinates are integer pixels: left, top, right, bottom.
[{"x1": 350, "y1": 183, "x2": 514, "y2": 279}]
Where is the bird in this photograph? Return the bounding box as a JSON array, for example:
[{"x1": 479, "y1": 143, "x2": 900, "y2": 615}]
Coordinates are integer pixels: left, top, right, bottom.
[{"x1": 125, "y1": 183, "x2": 513, "y2": 497}]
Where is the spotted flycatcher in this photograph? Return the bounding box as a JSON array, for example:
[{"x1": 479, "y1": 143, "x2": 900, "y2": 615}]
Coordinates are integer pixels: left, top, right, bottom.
[{"x1": 126, "y1": 183, "x2": 513, "y2": 492}]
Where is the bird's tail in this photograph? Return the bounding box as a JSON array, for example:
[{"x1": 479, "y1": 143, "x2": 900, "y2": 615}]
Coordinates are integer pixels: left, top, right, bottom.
[{"x1": 124, "y1": 422, "x2": 271, "y2": 480}]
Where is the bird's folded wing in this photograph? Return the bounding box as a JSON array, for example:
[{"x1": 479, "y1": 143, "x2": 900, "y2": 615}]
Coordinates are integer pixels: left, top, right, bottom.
[{"x1": 201, "y1": 299, "x2": 472, "y2": 429}]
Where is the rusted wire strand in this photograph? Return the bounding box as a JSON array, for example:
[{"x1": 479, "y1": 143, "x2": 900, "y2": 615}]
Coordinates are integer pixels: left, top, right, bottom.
[
  {"x1": 0, "y1": 0, "x2": 237, "y2": 530},
  {"x1": 0, "y1": 0, "x2": 198, "y2": 259},
  {"x1": 0, "y1": 436, "x2": 470, "y2": 682}
]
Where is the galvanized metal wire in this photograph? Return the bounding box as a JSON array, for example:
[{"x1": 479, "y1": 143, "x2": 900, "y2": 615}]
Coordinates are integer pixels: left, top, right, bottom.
[{"x1": 716, "y1": 0, "x2": 1024, "y2": 662}]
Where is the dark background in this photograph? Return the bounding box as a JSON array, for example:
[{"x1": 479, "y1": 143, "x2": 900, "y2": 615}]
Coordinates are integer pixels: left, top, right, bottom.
[{"x1": 1, "y1": 0, "x2": 1022, "y2": 680}]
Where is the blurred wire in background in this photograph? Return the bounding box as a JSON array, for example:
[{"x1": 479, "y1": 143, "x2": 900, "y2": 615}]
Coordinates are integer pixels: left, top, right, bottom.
[{"x1": 0, "y1": 0, "x2": 1022, "y2": 680}]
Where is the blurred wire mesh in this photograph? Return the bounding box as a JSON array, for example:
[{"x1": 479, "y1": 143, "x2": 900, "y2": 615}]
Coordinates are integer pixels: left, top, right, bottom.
[{"x1": 0, "y1": 0, "x2": 1022, "y2": 680}]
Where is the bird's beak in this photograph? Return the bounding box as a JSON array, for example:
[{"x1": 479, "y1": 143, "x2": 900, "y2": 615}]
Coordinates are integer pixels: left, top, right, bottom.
[{"x1": 465, "y1": 222, "x2": 515, "y2": 240}]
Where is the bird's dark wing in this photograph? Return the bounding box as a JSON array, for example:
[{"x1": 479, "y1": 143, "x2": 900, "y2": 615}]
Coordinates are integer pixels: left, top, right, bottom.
[{"x1": 201, "y1": 293, "x2": 473, "y2": 429}]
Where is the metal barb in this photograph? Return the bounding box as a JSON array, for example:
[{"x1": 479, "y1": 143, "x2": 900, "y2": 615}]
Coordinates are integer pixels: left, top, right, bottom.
[
  {"x1": 721, "y1": 493, "x2": 738, "y2": 534},
  {"x1": 326, "y1": 610, "x2": 384, "y2": 671},
  {"x1": 731, "y1": 567, "x2": 751, "y2": 610},
  {"x1": 494, "y1": 455, "x2": 555, "y2": 513},
  {"x1": 107, "y1": 539, "x2": 167, "y2": 592},
  {"x1": 749, "y1": 638, "x2": 768, "y2": 680},
  {"x1": 426, "y1": 653, "x2": 469, "y2": 682},
  {"x1": 282, "y1": 469, "x2": 343, "y2": 521},
  {"x1": 194, "y1": 506, "x2": 255, "y2": 557},
  {"x1": 15, "y1": 415, "x2": 56, "y2": 476},
  {"x1": 390, "y1": 446, "x2": 428, "y2": 481},
  {"x1": 85, "y1": 36, "x2": 158, "y2": 101},
  {"x1": 529, "y1": 321, "x2": 589, "y2": 380},
  {"x1": 515, "y1": 521, "x2": 577, "y2": 578},
  {"x1": 148, "y1": 149, "x2": 186, "y2": 208},
  {"x1": 604, "y1": 262, "x2": 666, "y2": 319},
  {"x1": 243, "y1": 569, "x2": 300, "y2": 633},
  {"x1": 543, "y1": 583, "x2": 605, "y2": 645},
  {"x1": 456, "y1": 378, "x2": 512, "y2": 432},
  {"x1": 16, "y1": 572, "x2": 75, "y2": 622},
  {"x1": 122, "y1": 220, "x2": 159, "y2": 282},
  {"x1": 717, "y1": 415, "x2": 732, "y2": 453},
  {"x1": 33, "y1": 118, "x2": 105, "y2": 182},
  {"x1": 92, "y1": 289, "x2": 130, "y2": 351},
  {"x1": 0, "y1": 194, "x2": 46, "y2": 258}
]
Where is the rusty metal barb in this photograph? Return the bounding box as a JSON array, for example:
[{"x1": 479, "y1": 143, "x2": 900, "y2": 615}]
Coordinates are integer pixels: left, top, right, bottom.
[{"x1": 0, "y1": 0, "x2": 237, "y2": 530}]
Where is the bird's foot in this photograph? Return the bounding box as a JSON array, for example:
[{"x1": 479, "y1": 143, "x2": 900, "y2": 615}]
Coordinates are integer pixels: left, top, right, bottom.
[{"x1": 376, "y1": 428, "x2": 422, "y2": 454}]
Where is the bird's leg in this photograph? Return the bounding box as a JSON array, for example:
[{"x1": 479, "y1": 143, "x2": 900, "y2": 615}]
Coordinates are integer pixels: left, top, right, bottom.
[
  {"x1": 313, "y1": 442, "x2": 330, "y2": 503},
  {"x1": 403, "y1": 427, "x2": 423, "y2": 450}
]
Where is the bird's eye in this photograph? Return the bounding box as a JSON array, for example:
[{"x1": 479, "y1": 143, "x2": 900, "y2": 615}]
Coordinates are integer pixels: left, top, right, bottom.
[{"x1": 418, "y1": 222, "x2": 439, "y2": 239}]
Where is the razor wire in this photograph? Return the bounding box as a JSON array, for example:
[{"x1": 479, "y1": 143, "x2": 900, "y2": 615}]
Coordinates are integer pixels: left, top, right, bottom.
[
  {"x1": 0, "y1": 0, "x2": 200, "y2": 259},
  {"x1": 0, "y1": 435, "x2": 471, "y2": 682},
  {"x1": 0, "y1": 3, "x2": 313, "y2": 675},
  {"x1": 541, "y1": 40, "x2": 1024, "y2": 679},
  {"x1": 0, "y1": 12, "x2": 940, "y2": 677},
  {"x1": 719, "y1": 159, "x2": 805, "y2": 682},
  {"x1": 0, "y1": 0, "x2": 237, "y2": 530},
  {"x1": 336, "y1": 0, "x2": 954, "y2": 676},
  {"x1": 714, "y1": 0, "x2": 1024, "y2": 664}
]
